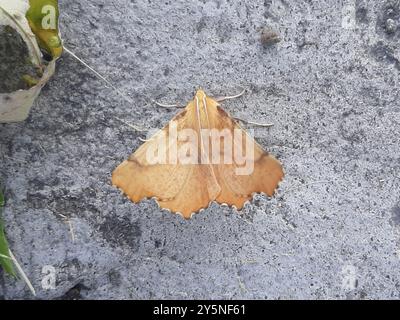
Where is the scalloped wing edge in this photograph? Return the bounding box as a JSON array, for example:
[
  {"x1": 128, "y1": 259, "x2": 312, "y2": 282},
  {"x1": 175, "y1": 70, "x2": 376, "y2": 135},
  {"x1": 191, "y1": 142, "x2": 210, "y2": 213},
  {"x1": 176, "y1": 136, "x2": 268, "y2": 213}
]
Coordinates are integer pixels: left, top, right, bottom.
[{"x1": 112, "y1": 167, "x2": 284, "y2": 220}]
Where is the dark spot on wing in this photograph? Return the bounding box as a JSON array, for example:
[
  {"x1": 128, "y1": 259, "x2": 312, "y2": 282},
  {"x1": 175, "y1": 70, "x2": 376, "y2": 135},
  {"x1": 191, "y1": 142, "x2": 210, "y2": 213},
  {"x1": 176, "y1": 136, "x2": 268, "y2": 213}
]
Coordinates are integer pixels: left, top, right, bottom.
[
  {"x1": 217, "y1": 106, "x2": 229, "y2": 118},
  {"x1": 128, "y1": 156, "x2": 142, "y2": 166},
  {"x1": 173, "y1": 110, "x2": 187, "y2": 121}
]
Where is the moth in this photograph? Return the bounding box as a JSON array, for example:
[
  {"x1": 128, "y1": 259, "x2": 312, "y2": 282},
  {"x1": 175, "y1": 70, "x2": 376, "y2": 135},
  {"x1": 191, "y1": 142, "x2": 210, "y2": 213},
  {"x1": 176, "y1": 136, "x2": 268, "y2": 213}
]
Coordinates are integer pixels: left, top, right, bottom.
[{"x1": 112, "y1": 90, "x2": 284, "y2": 219}]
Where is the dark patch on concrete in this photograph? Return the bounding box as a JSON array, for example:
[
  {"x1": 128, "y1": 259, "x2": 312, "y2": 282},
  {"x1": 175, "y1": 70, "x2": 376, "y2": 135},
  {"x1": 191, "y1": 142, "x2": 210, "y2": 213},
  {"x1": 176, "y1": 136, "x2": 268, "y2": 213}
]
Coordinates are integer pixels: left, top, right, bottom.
[
  {"x1": 196, "y1": 17, "x2": 207, "y2": 33},
  {"x1": 163, "y1": 67, "x2": 170, "y2": 76},
  {"x1": 27, "y1": 188, "x2": 99, "y2": 218},
  {"x1": 342, "y1": 109, "x2": 363, "y2": 118},
  {"x1": 339, "y1": 121, "x2": 366, "y2": 145},
  {"x1": 376, "y1": 0, "x2": 400, "y2": 38},
  {"x1": 28, "y1": 176, "x2": 60, "y2": 191},
  {"x1": 216, "y1": 19, "x2": 234, "y2": 43},
  {"x1": 263, "y1": 0, "x2": 288, "y2": 21},
  {"x1": 108, "y1": 269, "x2": 122, "y2": 286},
  {"x1": 56, "y1": 283, "x2": 89, "y2": 300},
  {"x1": 356, "y1": 2, "x2": 369, "y2": 24},
  {"x1": 99, "y1": 215, "x2": 141, "y2": 250},
  {"x1": 390, "y1": 205, "x2": 400, "y2": 226},
  {"x1": 370, "y1": 41, "x2": 400, "y2": 70}
]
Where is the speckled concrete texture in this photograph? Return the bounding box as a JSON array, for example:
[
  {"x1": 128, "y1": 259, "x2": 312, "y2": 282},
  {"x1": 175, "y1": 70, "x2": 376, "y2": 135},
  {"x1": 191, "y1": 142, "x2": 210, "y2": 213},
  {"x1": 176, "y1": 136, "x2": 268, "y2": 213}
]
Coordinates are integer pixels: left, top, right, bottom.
[{"x1": 0, "y1": 0, "x2": 399, "y2": 299}]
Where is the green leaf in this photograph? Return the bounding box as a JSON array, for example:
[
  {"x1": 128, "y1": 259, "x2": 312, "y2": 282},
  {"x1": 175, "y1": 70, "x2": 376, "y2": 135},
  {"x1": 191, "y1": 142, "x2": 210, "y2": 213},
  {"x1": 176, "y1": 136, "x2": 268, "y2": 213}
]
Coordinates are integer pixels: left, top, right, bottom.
[
  {"x1": 0, "y1": 188, "x2": 16, "y2": 277},
  {"x1": 0, "y1": 189, "x2": 4, "y2": 207},
  {"x1": 26, "y1": 0, "x2": 62, "y2": 59}
]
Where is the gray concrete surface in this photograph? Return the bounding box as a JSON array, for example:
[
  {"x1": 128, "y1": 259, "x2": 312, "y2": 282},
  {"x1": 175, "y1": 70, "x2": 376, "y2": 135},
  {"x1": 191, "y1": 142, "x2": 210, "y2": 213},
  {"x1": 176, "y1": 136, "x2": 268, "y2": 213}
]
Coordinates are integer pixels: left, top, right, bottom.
[{"x1": 1, "y1": 0, "x2": 400, "y2": 299}]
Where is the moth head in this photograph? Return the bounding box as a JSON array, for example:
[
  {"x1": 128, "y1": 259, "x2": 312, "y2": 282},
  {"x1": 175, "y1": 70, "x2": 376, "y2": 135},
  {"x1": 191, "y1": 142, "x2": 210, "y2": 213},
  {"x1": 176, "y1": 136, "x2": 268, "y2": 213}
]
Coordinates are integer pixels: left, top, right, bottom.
[{"x1": 195, "y1": 89, "x2": 207, "y2": 101}]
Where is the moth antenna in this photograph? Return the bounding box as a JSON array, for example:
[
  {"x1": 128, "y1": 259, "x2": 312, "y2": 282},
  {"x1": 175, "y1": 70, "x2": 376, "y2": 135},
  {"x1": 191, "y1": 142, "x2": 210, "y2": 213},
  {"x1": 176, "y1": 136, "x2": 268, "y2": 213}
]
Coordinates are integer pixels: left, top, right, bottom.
[
  {"x1": 115, "y1": 117, "x2": 147, "y2": 132},
  {"x1": 152, "y1": 100, "x2": 184, "y2": 109},
  {"x1": 63, "y1": 46, "x2": 134, "y2": 105},
  {"x1": 214, "y1": 88, "x2": 246, "y2": 102},
  {"x1": 234, "y1": 117, "x2": 274, "y2": 128}
]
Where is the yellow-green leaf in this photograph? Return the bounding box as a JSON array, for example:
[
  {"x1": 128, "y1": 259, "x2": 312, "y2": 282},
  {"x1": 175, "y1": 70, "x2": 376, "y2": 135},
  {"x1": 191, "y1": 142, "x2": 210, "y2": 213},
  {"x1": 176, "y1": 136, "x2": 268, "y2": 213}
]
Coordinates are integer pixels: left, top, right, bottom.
[
  {"x1": 26, "y1": 0, "x2": 62, "y2": 59},
  {"x1": 22, "y1": 74, "x2": 40, "y2": 87},
  {"x1": 0, "y1": 189, "x2": 16, "y2": 278}
]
